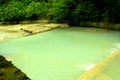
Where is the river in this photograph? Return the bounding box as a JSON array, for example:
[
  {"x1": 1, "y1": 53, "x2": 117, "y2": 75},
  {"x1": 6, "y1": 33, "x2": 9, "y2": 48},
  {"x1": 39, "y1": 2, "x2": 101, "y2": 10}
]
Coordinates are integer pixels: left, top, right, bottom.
[{"x1": 0, "y1": 27, "x2": 120, "y2": 80}]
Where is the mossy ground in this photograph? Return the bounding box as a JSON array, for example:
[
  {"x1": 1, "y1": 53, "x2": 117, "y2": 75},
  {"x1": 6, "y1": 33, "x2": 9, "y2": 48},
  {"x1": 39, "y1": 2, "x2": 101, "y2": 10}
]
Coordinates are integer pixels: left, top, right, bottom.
[{"x1": 0, "y1": 55, "x2": 30, "y2": 80}]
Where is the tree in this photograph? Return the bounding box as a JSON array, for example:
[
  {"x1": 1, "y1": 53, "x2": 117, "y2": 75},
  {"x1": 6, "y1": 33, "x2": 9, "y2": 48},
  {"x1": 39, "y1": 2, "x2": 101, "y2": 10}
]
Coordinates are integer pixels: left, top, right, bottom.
[
  {"x1": 0, "y1": 1, "x2": 25, "y2": 23},
  {"x1": 25, "y1": 1, "x2": 47, "y2": 20},
  {"x1": 50, "y1": 0, "x2": 68, "y2": 22},
  {"x1": 0, "y1": 0, "x2": 10, "y2": 5}
]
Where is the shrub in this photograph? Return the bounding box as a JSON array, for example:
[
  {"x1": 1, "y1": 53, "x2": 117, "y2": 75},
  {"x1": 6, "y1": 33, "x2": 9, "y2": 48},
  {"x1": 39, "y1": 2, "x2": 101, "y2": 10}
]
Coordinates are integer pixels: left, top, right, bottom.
[
  {"x1": 25, "y1": 1, "x2": 47, "y2": 20},
  {"x1": 0, "y1": 1, "x2": 25, "y2": 23}
]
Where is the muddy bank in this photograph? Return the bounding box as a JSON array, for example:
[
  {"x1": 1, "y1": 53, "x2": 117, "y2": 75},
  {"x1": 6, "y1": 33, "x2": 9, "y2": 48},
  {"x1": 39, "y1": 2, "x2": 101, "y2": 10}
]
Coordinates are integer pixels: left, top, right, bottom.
[
  {"x1": 0, "y1": 23, "x2": 69, "y2": 41},
  {"x1": 0, "y1": 55, "x2": 30, "y2": 80}
]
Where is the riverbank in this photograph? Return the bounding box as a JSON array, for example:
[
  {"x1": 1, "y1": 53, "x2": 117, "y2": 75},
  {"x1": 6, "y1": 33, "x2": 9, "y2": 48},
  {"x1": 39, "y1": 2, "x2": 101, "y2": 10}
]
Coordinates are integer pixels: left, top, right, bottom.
[
  {"x1": 84, "y1": 22, "x2": 120, "y2": 30},
  {"x1": 0, "y1": 55, "x2": 30, "y2": 80},
  {"x1": 0, "y1": 23, "x2": 69, "y2": 42},
  {"x1": 77, "y1": 48, "x2": 120, "y2": 80}
]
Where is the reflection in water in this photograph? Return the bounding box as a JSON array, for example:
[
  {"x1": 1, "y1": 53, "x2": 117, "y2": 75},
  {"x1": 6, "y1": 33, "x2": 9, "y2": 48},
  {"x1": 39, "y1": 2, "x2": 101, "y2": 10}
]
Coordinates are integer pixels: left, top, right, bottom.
[{"x1": 0, "y1": 27, "x2": 120, "y2": 80}]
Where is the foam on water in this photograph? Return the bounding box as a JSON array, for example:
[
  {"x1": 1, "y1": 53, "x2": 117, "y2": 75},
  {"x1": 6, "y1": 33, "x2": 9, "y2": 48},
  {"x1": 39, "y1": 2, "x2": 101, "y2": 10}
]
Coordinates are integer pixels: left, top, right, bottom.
[
  {"x1": 109, "y1": 44, "x2": 120, "y2": 54},
  {"x1": 78, "y1": 63, "x2": 95, "y2": 70}
]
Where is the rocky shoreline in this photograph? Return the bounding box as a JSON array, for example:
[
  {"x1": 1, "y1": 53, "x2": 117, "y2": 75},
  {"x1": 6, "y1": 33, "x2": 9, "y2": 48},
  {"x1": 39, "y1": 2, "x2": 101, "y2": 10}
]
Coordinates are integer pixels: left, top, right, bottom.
[
  {"x1": 0, "y1": 23, "x2": 69, "y2": 42},
  {"x1": 0, "y1": 55, "x2": 30, "y2": 80}
]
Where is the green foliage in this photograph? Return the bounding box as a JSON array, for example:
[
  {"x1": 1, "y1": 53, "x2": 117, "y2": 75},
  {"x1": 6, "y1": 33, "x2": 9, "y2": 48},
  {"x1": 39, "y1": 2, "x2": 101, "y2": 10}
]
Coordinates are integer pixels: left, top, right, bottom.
[
  {"x1": 101, "y1": 0, "x2": 120, "y2": 23},
  {"x1": 25, "y1": 1, "x2": 47, "y2": 20},
  {"x1": 51, "y1": 0, "x2": 77, "y2": 22},
  {"x1": 0, "y1": 0, "x2": 10, "y2": 5},
  {"x1": 0, "y1": 1, "x2": 47, "y2": 23},
  {"x1": 51, "y1": 0, "x2": 69, "y2": 22},
  {"x1": 0, "y1": 0, "x2": 120, "y2": 27},
  {"x1": 0, "y1": 1, "x2": 25, "y2": 23}
]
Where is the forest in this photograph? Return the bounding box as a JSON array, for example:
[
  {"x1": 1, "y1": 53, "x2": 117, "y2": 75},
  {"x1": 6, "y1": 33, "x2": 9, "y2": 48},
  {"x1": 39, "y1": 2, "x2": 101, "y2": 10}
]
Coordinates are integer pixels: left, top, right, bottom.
[{"x1": 0, "y1": 0, "x2": 120, "y2": 28}]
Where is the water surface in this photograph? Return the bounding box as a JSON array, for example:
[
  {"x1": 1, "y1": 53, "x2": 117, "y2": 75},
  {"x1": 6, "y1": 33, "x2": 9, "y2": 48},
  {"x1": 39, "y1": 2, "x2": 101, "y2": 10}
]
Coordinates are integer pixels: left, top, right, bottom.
[{"x1": 0, "y1": 27, "x2": 120, "y2": 80}]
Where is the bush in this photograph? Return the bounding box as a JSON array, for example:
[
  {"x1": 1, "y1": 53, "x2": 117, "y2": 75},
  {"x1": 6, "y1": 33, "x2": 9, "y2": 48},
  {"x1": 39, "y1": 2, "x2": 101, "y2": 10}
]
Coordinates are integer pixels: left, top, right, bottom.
[
  {"x1": 25, "y1": 1, "x2": 47, "y2": 20},
  {"x1": 0, "y1": 0, "x2": 10, "y2": 5},
  {"x1": 0, "y1": 1, "x2": 25, "y2": 23},
  {"x1": 51, "y1": 2, "x2": 68, "y2": 22}
]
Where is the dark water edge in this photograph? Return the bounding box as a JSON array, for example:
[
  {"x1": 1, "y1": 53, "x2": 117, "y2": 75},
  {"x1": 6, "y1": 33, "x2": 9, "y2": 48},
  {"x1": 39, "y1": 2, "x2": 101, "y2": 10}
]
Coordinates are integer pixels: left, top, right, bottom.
[
  {"x1": 71, "y1": 22, "x2": 120, "y2": 31},
  {"x1": 0, "y1": 55, "x2": 30, "y2": 80}
]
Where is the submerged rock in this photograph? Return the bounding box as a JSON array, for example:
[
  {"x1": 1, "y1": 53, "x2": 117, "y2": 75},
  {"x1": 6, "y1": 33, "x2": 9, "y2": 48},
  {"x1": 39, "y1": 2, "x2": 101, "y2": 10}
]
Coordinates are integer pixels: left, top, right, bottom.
[{"x1": 0, "y1": 55, "x2": 31, "y2": 80}]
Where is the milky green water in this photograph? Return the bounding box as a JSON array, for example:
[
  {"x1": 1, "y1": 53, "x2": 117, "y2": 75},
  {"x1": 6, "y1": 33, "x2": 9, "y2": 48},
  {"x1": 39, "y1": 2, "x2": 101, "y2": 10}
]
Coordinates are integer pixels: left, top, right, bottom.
[{"x1": 0, "y1": 27, "x2": 120, "y2": 80}]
